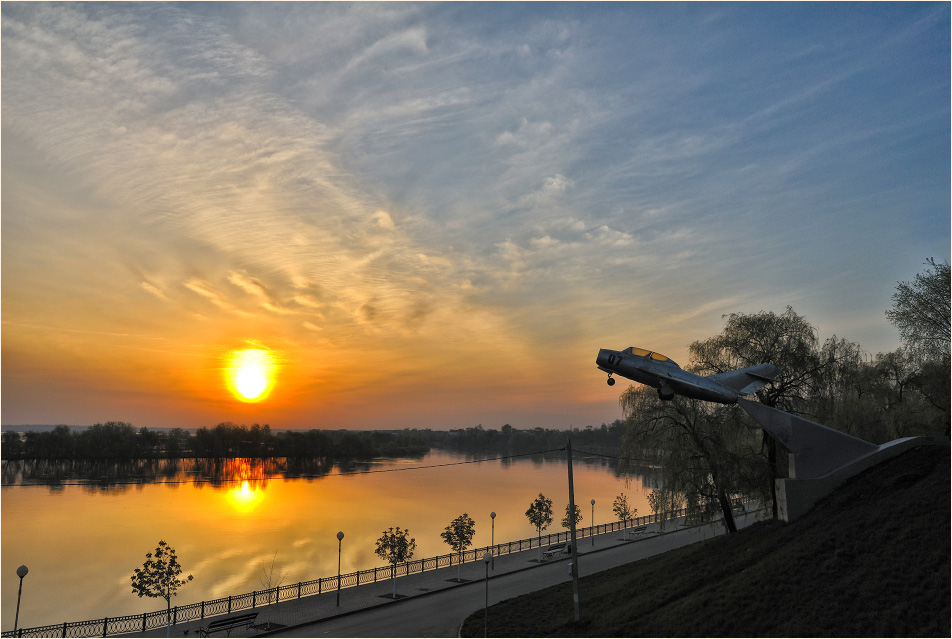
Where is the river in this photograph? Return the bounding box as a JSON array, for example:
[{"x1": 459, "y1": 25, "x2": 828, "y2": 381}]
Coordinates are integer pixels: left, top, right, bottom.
[{"x1": 1, "y1": 449, "x2": 653, "y2": 631}]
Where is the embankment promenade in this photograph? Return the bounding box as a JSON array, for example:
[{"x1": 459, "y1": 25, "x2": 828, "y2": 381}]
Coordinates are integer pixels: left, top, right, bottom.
[{"x1": 131, "y1": 507, "x2": 766, "y2": 638}]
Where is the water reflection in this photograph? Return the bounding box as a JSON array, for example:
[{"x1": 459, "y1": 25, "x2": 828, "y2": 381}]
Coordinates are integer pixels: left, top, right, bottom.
[
  {"x1": 2, "y1": 449, "x2": 654, "y2": 631},
  {"x1": 0, "y1": 451, "x2": 632, "y2": 491},
  {"x1": 1, "y1": 457, "x2": 343, "y2": 491},
  {"x1": 226, "y1": 481, "x2": 265, "y2": 514}
]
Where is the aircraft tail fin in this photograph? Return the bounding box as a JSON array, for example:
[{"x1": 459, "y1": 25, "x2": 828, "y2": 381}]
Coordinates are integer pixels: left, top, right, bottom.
[{"x1": 710, "y1": 363, "x2": 781, "y2": 396}]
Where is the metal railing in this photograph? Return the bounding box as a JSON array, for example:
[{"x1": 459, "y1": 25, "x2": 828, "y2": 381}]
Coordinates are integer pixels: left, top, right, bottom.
[{"x1": 2, "y1": 509, "x2": 697, "y2": 638}]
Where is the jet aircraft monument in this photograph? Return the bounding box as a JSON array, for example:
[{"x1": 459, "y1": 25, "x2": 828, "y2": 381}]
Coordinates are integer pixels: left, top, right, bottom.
[{"x1": 596, "y1": 346, "x2": 780, "y2": 404}]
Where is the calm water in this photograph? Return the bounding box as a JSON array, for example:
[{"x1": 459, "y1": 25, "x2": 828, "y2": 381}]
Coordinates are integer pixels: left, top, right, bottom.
[{"x1": 1, "y1": 450, "x2": 652, "y2": 630}]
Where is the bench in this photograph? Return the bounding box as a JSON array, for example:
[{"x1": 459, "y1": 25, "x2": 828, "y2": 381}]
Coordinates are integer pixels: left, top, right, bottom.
[
  {"x1": 542, "y1": 543, "x2": 572, "y2": 559},
  {"x1": 199, "y1": 612, "x2": 258, "y2": 637}
]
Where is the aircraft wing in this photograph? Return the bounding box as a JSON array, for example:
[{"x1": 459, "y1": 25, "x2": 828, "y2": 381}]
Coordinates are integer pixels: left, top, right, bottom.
[{"x1": 708, "y1": 363, "x2": 780, "y2": 396}]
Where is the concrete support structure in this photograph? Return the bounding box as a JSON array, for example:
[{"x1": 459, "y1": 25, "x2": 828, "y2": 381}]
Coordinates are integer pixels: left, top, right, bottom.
[{"x1": 738, "y1": 398, "x2": 948, "y2": 522}]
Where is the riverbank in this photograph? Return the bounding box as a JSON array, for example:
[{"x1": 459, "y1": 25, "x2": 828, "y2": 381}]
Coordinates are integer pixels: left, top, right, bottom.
[
  {"x1": 459, "y1": 442, "x2": 950, "y2": 637},
  {"x1": 0, "y1": 450, "x2": 643, "y2": 631},
  {"x1": 120, "y1": 507, "x2": 767, "y2": 637}
]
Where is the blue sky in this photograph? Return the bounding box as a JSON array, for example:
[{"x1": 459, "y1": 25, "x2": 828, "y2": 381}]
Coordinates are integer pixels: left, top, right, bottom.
[{"x1": 2, "y1": 2, "x2": 949, "y2": 430}]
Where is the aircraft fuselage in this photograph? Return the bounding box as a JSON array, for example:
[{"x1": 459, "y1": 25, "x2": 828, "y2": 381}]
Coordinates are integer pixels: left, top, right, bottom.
[{"x1": 595, "y1": 347, "x2": 741, "y2": 404}]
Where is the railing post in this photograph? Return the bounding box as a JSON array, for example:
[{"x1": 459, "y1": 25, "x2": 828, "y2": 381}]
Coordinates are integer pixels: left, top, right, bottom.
[
  {"x1": 228, "y1": 595, "x2": 232, "y2": 614},
  {"x1": 102, "y1": 616, "x2": 108, "y2": 637},
  {"x1": 62, "y1": 622, "x2": 68, "y2": 638},
  {"x1": 201, "y1": 601, "x2": 205, "y2": 619},
  {"x1": 142, "y1": 612, "x2": 147, "y2": 632},
  {"x1": 298, "y1": 582, "x2": 302, "y2": 599},
  {"x1": 172, "y1": 606, "x2": 177, "y2": 626},
  {"x1": 252, "y1": 590, "x2": 257, "y2": 609}
]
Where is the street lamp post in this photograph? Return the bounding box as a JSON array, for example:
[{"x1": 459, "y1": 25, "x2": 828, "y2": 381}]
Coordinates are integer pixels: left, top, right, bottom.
[
  {"x1": 590, "y1": 499, "x2": 596, "y2": 547},
  {"x1": 482, "y1": 551, "x2": 492, "y2": 637},
  {"x1": 490, "y1": 512, "x2": 496, "y2": 570},
  {"x1": 336, "y1": 531, "x2": 344, "y2": 607},
  {"x1": 14, "y1": 564, "x2": 28, "y2": 634}
]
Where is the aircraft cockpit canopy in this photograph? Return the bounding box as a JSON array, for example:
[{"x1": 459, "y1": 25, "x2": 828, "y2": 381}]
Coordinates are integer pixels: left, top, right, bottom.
[{"x1": 622, "y1": 347, "x2": 679, "y2": 368}]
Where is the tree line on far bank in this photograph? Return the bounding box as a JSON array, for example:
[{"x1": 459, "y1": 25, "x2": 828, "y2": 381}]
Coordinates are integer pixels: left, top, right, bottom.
[
  {"x1": 0, "y1": 420, "x2": 625, "y2": 462},
  {"x1": 407, "y1": 421, "x2": 627, "y2": 456},
  {"x1": 0, "y1": 423, "x2": 429, "y2": 461}
]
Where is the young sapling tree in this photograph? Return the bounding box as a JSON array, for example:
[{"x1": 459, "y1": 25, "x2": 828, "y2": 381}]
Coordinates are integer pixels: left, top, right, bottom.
[
  {"x1": 613, "y1": 493, "x2": 636, "y2": 539},
  {"x1": 441, "y1": 513, "x2": 476, "y2": 582},
  {"x1": 130, "y1": 540, "x2": 193, "y2": 638},
  {"x1": 258, "y1": 550, "x2": 288, "y2": 630},
  {"x1": 375, "y1": 527, "x2": 417, "y2": 599},
  {"x1": 561, "y1": 503, "x2": 582, "y2": 530},
  {"x1": 525, "y1": 493, "x2": 554, "y2": 561}
]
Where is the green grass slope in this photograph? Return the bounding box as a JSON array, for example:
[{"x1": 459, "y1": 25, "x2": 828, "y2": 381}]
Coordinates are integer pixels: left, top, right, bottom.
[{"x1": 462, "y1": 444, "x2": 950, "y2": 637}]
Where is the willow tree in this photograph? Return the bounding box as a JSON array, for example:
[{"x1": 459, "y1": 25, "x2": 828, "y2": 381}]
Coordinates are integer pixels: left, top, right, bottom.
[
  {"x1": 886, "y1": 258, "x2": 951, "y2": 360},
  {"x1": 886, "y1": 258, "x2": 951, "y2": 432},
  {"x1": 689, "y1": 306, "x2": 822, "y2": 412},
  {"x1": 687, "y1": 307, "x2": 865, "y2": 518},
  {"x1": 620, "y1": 386, "x2": 767, "y2": 534},
  {"x1": 647, "y1": 489, "x2": 682, "y2": 533}
]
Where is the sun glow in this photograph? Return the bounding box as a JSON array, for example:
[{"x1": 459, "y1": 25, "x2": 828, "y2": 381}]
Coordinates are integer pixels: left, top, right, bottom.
[
  {"x1": 225, "y1": 349, "x2": 276, "y2": 402},
  {"x1": 226, "y1": 480, "x2": 264, "y2": 514}
]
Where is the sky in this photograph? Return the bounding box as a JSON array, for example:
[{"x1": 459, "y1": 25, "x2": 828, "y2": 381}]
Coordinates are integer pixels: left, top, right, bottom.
[{"x1": 2, "y1": 2, "x2": 949, "y2": 431}]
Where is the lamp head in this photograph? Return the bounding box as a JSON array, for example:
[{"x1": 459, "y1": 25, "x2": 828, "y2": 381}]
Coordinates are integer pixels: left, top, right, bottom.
[
  {"x1": 482, "y1": 551, "x2": 492, "y2": 564},
  {"x1": 591, "y1": 499, "x2": 595, "y2": 505},
  {"x1": 490, "y1": 511, "x2": 496, "y2": 519},
  {"x1": 337, "y1": 531, "x2": 344, "y2": 541},
  {"x1": 16, "y1": 565, "x2": 28, "y2": 579}
]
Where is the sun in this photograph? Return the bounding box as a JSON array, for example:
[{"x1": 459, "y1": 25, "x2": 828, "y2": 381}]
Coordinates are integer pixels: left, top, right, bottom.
[{"x1": 225, "y1": 348, "x2": 276, "y2": 403}]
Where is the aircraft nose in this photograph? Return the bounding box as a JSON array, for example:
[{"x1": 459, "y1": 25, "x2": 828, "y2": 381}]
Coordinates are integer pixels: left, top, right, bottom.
[{"x1": 595, "y1": 349, "x2": 613, "y2": 367}]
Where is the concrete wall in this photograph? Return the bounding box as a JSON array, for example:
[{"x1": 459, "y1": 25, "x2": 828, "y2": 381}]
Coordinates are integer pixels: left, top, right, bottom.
[
  {"x1": 775, "y1": 436, "x2": 949, "y2": 522},
  {"x1": 737, "y1": 398, "x2": 949, "y2": 522}
]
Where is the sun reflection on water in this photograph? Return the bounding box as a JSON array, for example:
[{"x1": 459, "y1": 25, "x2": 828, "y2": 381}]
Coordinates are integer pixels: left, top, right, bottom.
[{"x1": 226, "y1": 480, "x2": 264, "y2": 513}]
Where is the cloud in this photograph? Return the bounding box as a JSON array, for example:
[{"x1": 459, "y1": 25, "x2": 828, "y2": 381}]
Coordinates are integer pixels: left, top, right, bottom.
[
  {"x1": 495, "y1": 118, "x2": 554, "y2": 148},
  {"x1": 293, "y1": 295, "x2": 322, "y2": 309},
  {"x1": 184, "y1": 280, "x2": 253, "y2": 318},
  {"x1": 342, "y1": 26, "x2": 429, "y2": 73},
  {"x1": 140, "y1": 281, "x2": 170, "y2": 302},
  {"x1": 372, "y1": 210, "x2": 396, "y2": 230},
  {"x1": 228, "y1": 271, "x2": 270, "y2": 298},
  {"x1": 590, "y1": 225, "x2": 634, "y2": 249},
  {"x1": 228, "y1": 270, "x2": 296, "y2": 315}
]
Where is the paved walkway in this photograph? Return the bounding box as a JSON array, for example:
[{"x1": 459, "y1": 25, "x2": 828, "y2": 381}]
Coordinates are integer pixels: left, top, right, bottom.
[{"x1": 134, "y1": 508, "x2": 766, "y2": 638}]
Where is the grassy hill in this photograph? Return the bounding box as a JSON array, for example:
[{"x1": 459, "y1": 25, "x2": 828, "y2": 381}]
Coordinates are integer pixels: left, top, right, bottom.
[{"x1": 461, "y1": 443, "x2": 950, "y2": 637}]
